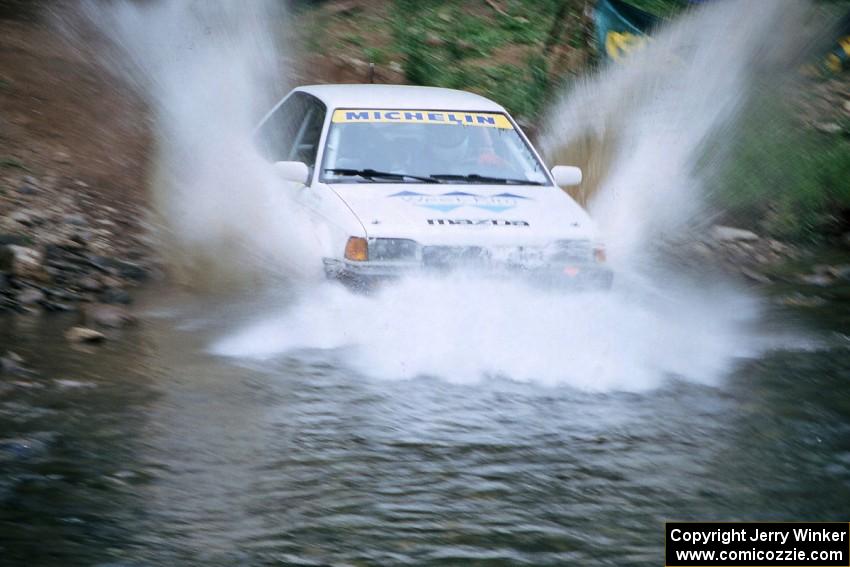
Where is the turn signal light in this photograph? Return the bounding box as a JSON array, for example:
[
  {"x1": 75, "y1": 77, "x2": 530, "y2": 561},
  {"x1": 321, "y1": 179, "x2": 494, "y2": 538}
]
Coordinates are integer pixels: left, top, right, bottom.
[{"x1": 345, "y1": 237, "x2": 368, "y2": 261}]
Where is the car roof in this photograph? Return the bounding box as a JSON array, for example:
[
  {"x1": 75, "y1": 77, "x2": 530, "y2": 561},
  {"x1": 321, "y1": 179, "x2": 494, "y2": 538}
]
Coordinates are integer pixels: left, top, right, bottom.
[{"x1": 294, "y1": 84, "x2": 506, "y2": 113}]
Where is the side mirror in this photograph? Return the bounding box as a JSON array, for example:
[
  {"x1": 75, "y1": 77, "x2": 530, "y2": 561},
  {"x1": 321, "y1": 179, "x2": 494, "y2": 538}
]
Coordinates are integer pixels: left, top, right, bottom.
[
  {"x1": 274, "y1": 161, "x2": 310, "y2": 186},
  {"x1": 550, "y1": 165, "x2": 583, "y2": 187}
]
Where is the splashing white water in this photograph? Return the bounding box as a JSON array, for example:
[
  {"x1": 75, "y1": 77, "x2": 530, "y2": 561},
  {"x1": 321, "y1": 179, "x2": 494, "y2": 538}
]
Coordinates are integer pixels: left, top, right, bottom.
[
  {"x1": 86, "y1": 0, "x2": 812, "y2": 390},
  {"x1": 540, "y1": 0, "x2": 813, "y2": 268},
  {"x1": 211, "y1": 0, "x2": 815, "y2": 391},
  {"x1": 82, "y1": 0, "x2": 322, "y2": 288},
  {"x1": 211, "y1": 275, "x2": 764, "y2": 391}
]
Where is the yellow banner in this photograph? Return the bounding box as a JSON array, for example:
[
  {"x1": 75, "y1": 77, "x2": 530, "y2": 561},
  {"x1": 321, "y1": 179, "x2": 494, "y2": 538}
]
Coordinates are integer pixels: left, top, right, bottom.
[{"x1": 332, "y1": 109, "x2": 513, "y2": 129}]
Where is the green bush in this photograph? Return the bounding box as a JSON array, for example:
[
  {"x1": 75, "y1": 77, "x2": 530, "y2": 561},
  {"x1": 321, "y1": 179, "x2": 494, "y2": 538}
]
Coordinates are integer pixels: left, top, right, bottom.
[{"x1": 713, "y1": 95, "x2": 850, "y2": 241}]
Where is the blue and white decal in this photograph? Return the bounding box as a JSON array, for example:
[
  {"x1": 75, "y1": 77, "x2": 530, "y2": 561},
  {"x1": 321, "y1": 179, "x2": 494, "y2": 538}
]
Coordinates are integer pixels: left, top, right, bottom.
[{"x1": 388, "y1": 191, "x2": 531, "y2": 213}]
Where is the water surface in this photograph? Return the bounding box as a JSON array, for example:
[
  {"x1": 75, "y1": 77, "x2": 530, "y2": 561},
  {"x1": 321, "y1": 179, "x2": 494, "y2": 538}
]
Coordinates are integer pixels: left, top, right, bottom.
[{"x1": 1, "y1": 285, "x2": 848, "y2": 566}]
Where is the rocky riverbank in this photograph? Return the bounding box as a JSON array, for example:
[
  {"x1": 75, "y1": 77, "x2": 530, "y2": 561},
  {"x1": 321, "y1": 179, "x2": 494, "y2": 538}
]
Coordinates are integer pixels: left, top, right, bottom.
[
  {"x1": 0, "y1": 13, "x2": 154, "y2": 333},
  {"x1": 1, "y1": 171, "x2": 157, "y2": 314}
]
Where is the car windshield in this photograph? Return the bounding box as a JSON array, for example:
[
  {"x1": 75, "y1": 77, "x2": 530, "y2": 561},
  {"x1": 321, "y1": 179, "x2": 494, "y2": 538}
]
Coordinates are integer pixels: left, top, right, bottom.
[{"x1": 320, "y1": 109, "x2": 550, "y2": 185}]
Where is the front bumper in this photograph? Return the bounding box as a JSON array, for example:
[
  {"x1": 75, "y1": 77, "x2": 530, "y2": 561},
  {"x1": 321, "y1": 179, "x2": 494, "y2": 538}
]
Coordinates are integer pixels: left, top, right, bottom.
[{"x1": 323, "y1": 258, "x2": 613, "y2": 291}]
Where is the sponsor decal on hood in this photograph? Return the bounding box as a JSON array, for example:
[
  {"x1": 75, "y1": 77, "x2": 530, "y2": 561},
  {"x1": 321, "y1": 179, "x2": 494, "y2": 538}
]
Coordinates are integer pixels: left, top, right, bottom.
[
  {"x1": 388, "y1": 190, "x2": 531, "y2": 213},
  {"x1": 427, "y1": 219, "x2": 529, "y2": 226}
]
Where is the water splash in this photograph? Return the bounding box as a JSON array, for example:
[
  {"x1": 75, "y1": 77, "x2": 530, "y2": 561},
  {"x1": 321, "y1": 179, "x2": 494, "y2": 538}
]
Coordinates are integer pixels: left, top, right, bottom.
[
  {"x1": 211, "y1": 275, "x2": 765, "y2": 391},
  {"x1": 80, "y1": 0, "x2": 322, "y2": 288},
  {"x1": 540, "y1": 0, "x2": 814, "y2": 268},
  {"x1": 211, "y1": 0, "x2": 819, "y2": 391},
  {"x1": 80, "y1": 0, "x2": 814, "y2": 390}
]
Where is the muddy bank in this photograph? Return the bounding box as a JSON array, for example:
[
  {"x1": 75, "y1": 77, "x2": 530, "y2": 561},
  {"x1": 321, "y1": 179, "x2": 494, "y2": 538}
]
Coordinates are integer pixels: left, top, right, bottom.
[{"x1": 0, "y1": 9, "x2": 158, "y2": 318}]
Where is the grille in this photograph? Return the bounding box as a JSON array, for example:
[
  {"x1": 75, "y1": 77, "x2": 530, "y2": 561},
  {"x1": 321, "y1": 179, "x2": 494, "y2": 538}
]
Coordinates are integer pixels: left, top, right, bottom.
[
  {"x1": 550, "y1": 240, "x2": 593, "y2": 263},
  {"x1": 422, "y1": 246, "x2": 490, "y2": 268}
]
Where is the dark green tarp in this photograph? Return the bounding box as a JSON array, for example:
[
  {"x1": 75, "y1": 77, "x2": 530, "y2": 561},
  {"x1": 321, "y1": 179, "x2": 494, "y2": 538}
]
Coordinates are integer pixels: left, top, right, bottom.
[
  {"x1": 593, "y1": 0, "x2": 657, "y2": 61},
  {"x1": 593, "y1": 0, "x2": 850, "y2": 74}
]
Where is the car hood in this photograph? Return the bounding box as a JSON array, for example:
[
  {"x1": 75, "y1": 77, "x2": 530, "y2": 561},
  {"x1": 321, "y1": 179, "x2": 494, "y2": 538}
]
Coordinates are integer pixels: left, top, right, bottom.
[{"x1": 326, "y1": 182, "x2": 598, "y2": 246}]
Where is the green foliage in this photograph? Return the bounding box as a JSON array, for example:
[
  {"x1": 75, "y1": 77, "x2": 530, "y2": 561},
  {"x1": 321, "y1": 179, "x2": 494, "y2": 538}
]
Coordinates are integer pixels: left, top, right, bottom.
[
  {"x1": 363, "y1": 46, "x2": 389, "y2": 65},
  {"x1": 391, "y1": 0, "x2": 563, "y2": 119},
  {"x1": 476, "y1": 54, "x2": 551, "y2": 119},
  {"x1": 714, "y1": 95, "x2": 850, "y2": 241},
  {"x1": 495, "y1": 0, "x2": 565, "y2": 45},
  {"x1": 0, "y1": 156, "x2": 29, "y2": 172},
  {"x1": 342, "y1": 33, "x2": 365, "y2": 47}
]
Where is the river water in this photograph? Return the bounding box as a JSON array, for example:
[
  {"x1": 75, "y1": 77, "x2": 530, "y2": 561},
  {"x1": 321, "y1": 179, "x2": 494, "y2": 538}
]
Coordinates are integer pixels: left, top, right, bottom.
[
  {"x1": 5, "y1": 1, "x2": 848, "y2": 565},
  {"x1": 1, "y1": 279, "x2": 849, "y2": 567}
]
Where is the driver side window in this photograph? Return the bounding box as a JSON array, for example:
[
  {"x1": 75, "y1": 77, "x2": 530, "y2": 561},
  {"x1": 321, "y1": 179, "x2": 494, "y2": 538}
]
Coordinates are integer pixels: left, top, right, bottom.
[{"x1": 256, "y1": 92, "x2": 326, "y2": 170}]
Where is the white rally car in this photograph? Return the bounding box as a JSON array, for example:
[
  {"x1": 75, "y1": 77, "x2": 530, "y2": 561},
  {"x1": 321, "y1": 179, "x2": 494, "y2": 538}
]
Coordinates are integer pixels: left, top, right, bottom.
[{"x1": 256, "y1": 84, "x2": 611, "y2": 289}]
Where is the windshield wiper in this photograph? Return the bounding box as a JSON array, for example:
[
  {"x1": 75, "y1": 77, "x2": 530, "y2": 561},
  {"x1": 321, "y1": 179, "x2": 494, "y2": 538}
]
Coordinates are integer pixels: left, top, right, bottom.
[
  {"x1": 325, "y1": 168, "x2": 441, "y2": 183},
  {"x1": 429, "y1": 173, "x2": 545, "y2": 185}
]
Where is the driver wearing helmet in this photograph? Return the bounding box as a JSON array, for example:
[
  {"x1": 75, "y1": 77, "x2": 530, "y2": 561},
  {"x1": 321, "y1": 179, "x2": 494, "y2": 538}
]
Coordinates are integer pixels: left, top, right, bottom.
[
  {"x1": 427, "y1": 124, "x2": 471, "y2": 173},
  {"x1": 426, "y1": 125, "x2": 508, "y2": 174}
]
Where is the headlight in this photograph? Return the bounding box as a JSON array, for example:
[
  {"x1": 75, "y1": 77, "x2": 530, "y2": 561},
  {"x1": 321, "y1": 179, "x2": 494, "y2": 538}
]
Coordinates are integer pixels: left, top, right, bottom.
[{"x1": 368, "y1": 238, "x2": 419, "y2": 261}]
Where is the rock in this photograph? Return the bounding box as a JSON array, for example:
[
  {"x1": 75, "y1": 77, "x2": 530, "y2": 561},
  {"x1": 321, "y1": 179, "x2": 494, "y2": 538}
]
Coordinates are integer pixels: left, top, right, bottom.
[
  {"x1": 53, "y1": 379, "x2": 96, "y2": 389},
  {"x1": 77, "y1": 276, "x2": 102, "y2": 292},
  {"x1": 827, "y1": 264, "x2": 850, "y2": 281},
  {"x1": 741, "y1": 268, "x2": 771, "y2": 284},
  {"x1": 456, "y1": 39, "x2": 474, "y2": 51},
  {"x1": 54, "y1": 150, "x2": 71, "y2": 163},
  {"x1": 844, "y1": 100, "x2": 850, "y2": 114},
  {"x1": 0, "y1": 438, "x2": 47, "y2": 461},
  {"x1": 18, "y1": 181, "x2": 37, "y2": 195},
  {"x1": 0, "y1": 352, "x2": 29, "y2": 376},
  {"x1": 88, "y1": 256, "x2": 148, "y2": 282},
  {"x1": 45, "y1": 302, "x2": 74, "y2": 313},
  {"x1": 814, "y1": 122, "x2": 842, "y2": 134},
  {"x1": 65, "y1": 326, "x2": 105, "y2": 343},
  {"x1": 9, "y1": 245, "x2": 48, "y2": 281},
  {"x1": 48, "y1": 288, "x2": 83, "y2": 302},
  {"x1": 767, "y1": 239, "x2": 790, "y2": 254},
  {"x1": 776, "y1": 294, "x2": 827, "y2": 308},
  {"x1": 425, "y1": 33, "x2": 444, "y2": 47},
  {"x1": 62, "y1": 213, "x2": 87, "y2": 227},
  {"x1": 326, "y1": 0, "x2": 360, "y2": 15},
  {"x1": 0, "y1": 245, "x2": 12, "y2": 272},
  {"x1": 711, "y1": 225, "x2": 759, "y2": 242},
  {"x1": 47, "y1": 259, "x2": 85, "y2": 275},
  {"x1": 16, "y1": 288, "x2": 45, "y2": 306},
  {"x1": 100, "y1": 275, "x2": 125, "y2": 289},
  {"x1": 10, "y1": 210, "x2": 38, "y2": 227},
  {"x1": 83, "y1": 304, "x2": 136, "y2": 328},
  {"x1": 0, "y1": 234, "x2": 31, "y2": 246},
  {"x1": 799, "y1": 273, "x2": 834, "y2": 287},
  {"x1": 99, "y1": 288, "x2": 131, "y2": 305}
]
